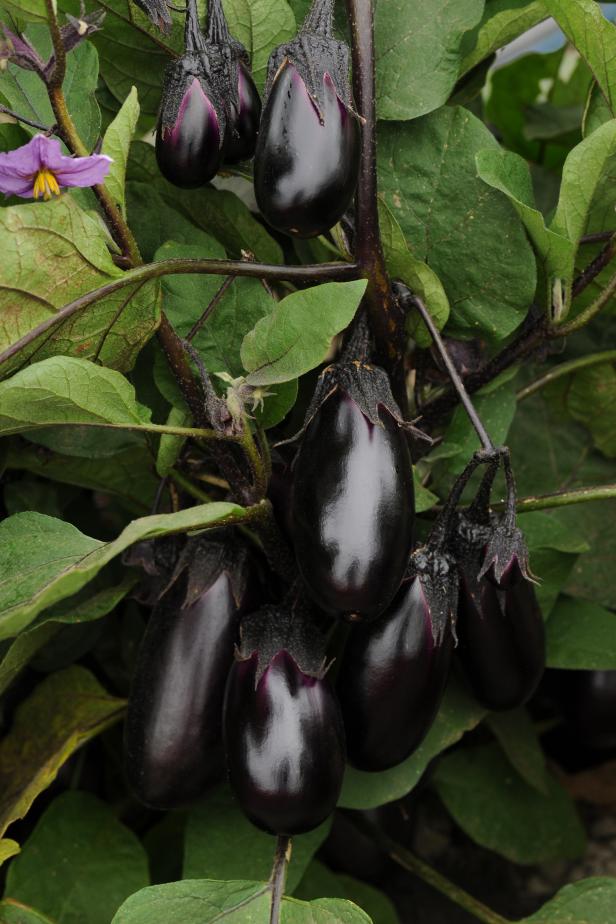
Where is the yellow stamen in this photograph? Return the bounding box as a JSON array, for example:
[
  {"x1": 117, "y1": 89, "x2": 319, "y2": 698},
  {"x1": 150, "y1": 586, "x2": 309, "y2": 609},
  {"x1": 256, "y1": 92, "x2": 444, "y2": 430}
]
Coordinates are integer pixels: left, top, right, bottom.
[{"x1": 32, "y1": 169, "x2": 61, "y2": 201}]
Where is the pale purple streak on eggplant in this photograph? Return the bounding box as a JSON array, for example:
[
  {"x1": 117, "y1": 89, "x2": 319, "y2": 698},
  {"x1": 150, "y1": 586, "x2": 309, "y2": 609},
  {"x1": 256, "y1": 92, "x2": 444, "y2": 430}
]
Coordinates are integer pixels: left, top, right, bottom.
[{"x1": 168, "y1": 78, "x2": 220, "y2": 150}]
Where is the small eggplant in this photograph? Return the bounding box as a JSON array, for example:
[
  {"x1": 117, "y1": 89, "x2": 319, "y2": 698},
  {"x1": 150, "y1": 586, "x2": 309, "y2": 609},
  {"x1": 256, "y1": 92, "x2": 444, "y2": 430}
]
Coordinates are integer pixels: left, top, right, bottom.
[
  {"x1": 124, "y1": 538, "x2": 253, "y2": 809},
  {"x1": 338, "y1": 572, "x2": 455, "y2": 771},
  {"x1": 223, "y1": 607, "x2": 345, "y2": 835},
  {"x1": 457, "y1": 565, "x2": 545, "y2": 711},
  {"x1": 254, "y1": 0, "x2": 360, "y2": 237},
  {"x1": 291, "y1": 362, "x2": 414, "y2": 619},
  {"x1": 156, "y1": 56, "x2": 224, "y2": 188},
  {"x1": 224, "y1": 62, "x2": 262, "y2": 163}
]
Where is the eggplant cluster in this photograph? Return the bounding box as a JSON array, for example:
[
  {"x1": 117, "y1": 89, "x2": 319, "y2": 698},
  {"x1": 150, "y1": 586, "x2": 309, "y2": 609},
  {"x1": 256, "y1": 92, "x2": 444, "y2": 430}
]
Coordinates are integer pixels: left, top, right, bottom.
[{"x1": 150, "y1": 0, "x2": 360, "y2": 236}]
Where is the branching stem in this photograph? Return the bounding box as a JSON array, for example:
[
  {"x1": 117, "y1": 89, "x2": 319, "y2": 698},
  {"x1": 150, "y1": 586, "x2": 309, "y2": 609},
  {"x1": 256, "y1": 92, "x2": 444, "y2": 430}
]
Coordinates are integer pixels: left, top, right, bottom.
[{"x1": 517, "y1": 350, "x2": 616, "y2": 401}]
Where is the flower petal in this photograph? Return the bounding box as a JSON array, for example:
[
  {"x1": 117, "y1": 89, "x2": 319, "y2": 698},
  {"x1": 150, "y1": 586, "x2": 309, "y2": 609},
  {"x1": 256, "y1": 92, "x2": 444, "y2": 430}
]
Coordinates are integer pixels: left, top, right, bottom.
[
  {"x1": 30, "y1": 134, "x2": 66, "y2": 171},
  {"x1": 0, "y1": 168, "x2": 38, "y2": 197},
  {"x1": 0, "y1": 133, "x2": 44, "y2": 176},
  {"x1": 54, "y1": 153, "x2": 112, "y2": 188}
]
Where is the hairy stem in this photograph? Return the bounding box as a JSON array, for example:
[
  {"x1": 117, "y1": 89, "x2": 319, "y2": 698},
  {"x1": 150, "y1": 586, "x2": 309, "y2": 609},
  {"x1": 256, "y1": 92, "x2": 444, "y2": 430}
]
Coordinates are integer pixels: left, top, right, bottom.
[
  {"x1": 513, "y1": 483, "x2": 616, "y2": 512},
  {"x1": 346, "y1": 0, "x2": 406, "y2": 409},
  {"x1": 571, "y1": 233, "x2": 616, "y2": 298},
  {"x1": 517, "y1": 350, "x2": 616, "y2": 401},
  {"x1": 44, "y1": 0, "x2": 66, "y2": 87},
  {"x1": 411, "y1": 295, "x2": 494, "y2": 450},
  {"x1": 269, "y1": 836, "x2": 291, "y2": 924},
  {"x1": 0, "y1": 104, "x2": 53, "y2": 132},
  {"x1": 555, "y1": 269, "x2": 616, "y2": 337}
]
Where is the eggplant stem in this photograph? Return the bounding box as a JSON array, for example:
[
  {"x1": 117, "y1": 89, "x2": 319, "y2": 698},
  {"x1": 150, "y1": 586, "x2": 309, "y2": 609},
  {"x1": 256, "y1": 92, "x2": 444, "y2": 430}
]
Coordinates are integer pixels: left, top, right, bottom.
[
  {"x1": 269, "y1": 835, "x2": 292, "y2": 924},
  {"x1": 410, "y1": 294, "x2": 494, "y2": 452}
]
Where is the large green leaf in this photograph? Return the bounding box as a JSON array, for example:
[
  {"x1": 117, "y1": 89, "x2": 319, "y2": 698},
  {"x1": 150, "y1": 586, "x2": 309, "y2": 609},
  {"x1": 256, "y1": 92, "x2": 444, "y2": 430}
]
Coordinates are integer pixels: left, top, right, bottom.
[
  {"x1": 0, "y1": 899, "x2": 55, "y2": 922},
  {"x1": 433, "y1": 743, "x2": 586, "y2": 864},
  {"x1": 460, "y1": 0, "x2": 547, "y2": 76},
  {"x1": 339, "y1": 677, "x2": 486, "y2": 810},
  {"x1": 0, "y1": 501, "x2": 250, "y2": 639},
  {"x1": 378, "y1": 107, "x2": 536, "y2": 340},
  {"x1": 241, "y1": 280, "x2": 368, "y2": 386},
  {"x1": 0, "y1": 667, "x2": 125, "y2": 839},
  {"x1": 295, "y1": 862, "x2": 400, "y2": 924},
  {"x1": 543, "y1": 0, "x2": 616, "y2": 116},
  {"x1": 374, "y1": 0, "x2": 484, "y2": 121},
  {"x1": 523, "y1": 877, "x2": 616, "y2": 923},
  {"x1": 111, "y1": 880, "x2": 372, "y2": 923},
  {"x1": 0, "y1": 27, "x2": 100, "y2": 150},
  {"x1": 222, "y1": 0, "x2": 296, "y2": 92},
  {"x1": 184, "y1": 786, "x2": 330, "y2": 893},
  {"x1": 546, "y1": 595, "x2": 616, "y2": 669},
  {"x1": 486, "y1": 709, "x2": 550, "y2": 794},
  {"x1": 0, "y1": 197, "x2": 160, "y2": 377},
  {"x1": 5, "y1": 791, "x2": 149, "y2": 924},
  {"x1": 0, "y1": 573, "x2": 136, "y2": 695},
  {"x1": 378, "y1": 199, "x2": 450, "y2": 347},
  {"x1": 101, "y1": 86, "x2": 140, "y2": 218},
  {"x1": 566, "y1": 361, "x2": 616, "y2": 458}
]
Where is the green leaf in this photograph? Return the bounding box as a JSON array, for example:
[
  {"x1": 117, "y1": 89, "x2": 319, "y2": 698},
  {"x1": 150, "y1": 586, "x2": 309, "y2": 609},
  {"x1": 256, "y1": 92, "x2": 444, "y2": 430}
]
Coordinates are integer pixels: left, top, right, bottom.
[
  {"x1": 155, "y1": 239, "x2": 276, "y2": 380},
  {"x1": 584, "y1": 81, "x2": 614, "y2": 137},
  {"x1": 437, "y1": 379, "x2": 518, "y2": 475},
  {"x1": 542, "y1": 0, "x2": 616, "y2": 116},
  {"x1": 295, "y1": 862, "x2": 400, "y2": 924},
  {"x1": 0, "y1": 501, "x2": 249, "y2": 639},
  {"x1": 378, "y1": 199, "x2": 450, "y2": 347},
  {"x1": 460, "y1": 0, "x2": 547, "y2": 77},
  {"x1": 339, "y1": 677, "x2": 486, "y2": 810},
  {"x1": 5, "y1": 791, "x2": 149, "y2": 924},
  {"x1": 487, "y1": 709, "x2": 550, "y2": 794},
  {"x1": 0, "y1": 839, "x2": 20, "y2": 866},
  {"x1": 0, "y1": 667, "x2": 125, "y2": 838},
  {"x1": 101, "y1": 86, "x2": 140, "y2": 218},
  {"x1": 156, "y1": 406, "x2": 191, "y2": 477},
  {"x1": 0, "y1": 197, "x2": 160, "y2": 377},
  {"x1": 523, "y1": 877, "x2": 616, "y2": 923},
  {"x1": 0, "y1": 899, "x2": 55, "y2": 923},
  {"x1": 413, "y1": 469, "x2": 439, "y2": 513},
  {"x1": 546, "y1": 595, "x2": 616, "y2": 670},
  {"x1": 4, "y1": 442, "x2": 159, "y2": 514},
  {"x1": 0, "y1": 357, "x2": 154, "y2": 438},
  {"x1": 127, "y1": 142, "x2": 283, "y2": 264},
  {"x1": 475, "y1": 146, "x2": 574, "y2": 306},
  {"x1": 375, "y1": 0, "x2": 484, "y2": 121},
  {"x1": 0, "y1": 27, "x2": 100, "y2": 150},
  {"x1": 222, "y1": 0, "x2": 296, "y2": 92},
  {"x1": 184, "y1": 785, "x2": 330, "y2": 893},
  {"x1": 566, "y1": 361, "x2": 616, "y2": 458},
  {"x1": 433, "y1": 743, "x2": 586, "y2": 863},
  {"x1": 241, "y1": 280, "x2": 368, "y2": 386},
  {"x1": 111, "y1": 880, "x2": 372, "y2": 924},
  {"x1": 378, "y1": 107, "x2": 536, "y2": 340},
  {"x1": 0, "y1": 573, "x2": 137, "y2": 696}
]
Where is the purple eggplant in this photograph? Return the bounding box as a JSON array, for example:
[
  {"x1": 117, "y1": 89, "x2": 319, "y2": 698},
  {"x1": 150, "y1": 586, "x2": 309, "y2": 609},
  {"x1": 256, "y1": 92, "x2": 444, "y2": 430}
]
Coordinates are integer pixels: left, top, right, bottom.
[
  {"x1": 254, "y1": 63, "x2": 360, "y2": 237},
  {"x1": 457, "y1": 563, "x2": 545, "y2": 711},
  {"x1": 223, "y1": 607, "x2": 345, "y2": 835},
  {"x1": 124, "y1": 540, "x2": 253, "y2": 809},
  {"x1": 224, "y1": 62, "x2": 262, "y2": 163},
  {"x1": 292, "y1": 384, "x2": 414, "y2": 619},
  {"x1": 338, "y1": 575, "x2": 454, "y2": 770}
]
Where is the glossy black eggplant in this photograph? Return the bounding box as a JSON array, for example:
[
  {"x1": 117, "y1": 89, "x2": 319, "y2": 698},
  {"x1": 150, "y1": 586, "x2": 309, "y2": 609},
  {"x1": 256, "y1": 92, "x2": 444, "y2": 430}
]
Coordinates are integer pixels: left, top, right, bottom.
[
  {"x1": 156, "y1": 62, "x2": 223, "y2": 188},
  {"x1": 338, "y1": 575, "x2": 455, "y2": 771},
  {"x1": 224, "y1": 62, "x2": 261, "y2": 163},
  {"x1": 223, "y1": 609, "x2": 345, "y2": 835},
  {"x1": 457, "y1": 563, "x2": 545, "y2": 711},
  {"x1": 292, "y1": 389, "x2": 414, "y2": 619},
  {"x1": 124, "y1": 543, "x2": 253, "y2": 809},
  {"x1": 254, "y1": 62, "x2": 360, "y2": 237}
]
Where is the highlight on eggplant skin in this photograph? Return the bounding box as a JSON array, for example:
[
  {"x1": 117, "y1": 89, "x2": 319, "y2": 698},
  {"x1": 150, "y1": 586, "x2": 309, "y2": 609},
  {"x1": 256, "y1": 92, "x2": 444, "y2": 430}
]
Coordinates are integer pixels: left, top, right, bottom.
[
  {"x1": 338, "y1": 575, "x2": 454, "y2": 772},
  {"x1": 456, "y1": 563, "x2": 545, "y2": 712},
  {"x1": 124, "y1": 570, "x2": 243, "y2": 810},
  {"x1": 224, "y1": 62, "x2": 262, "y2": 164},
  {"x1": 155, "y1": 70, "x2": 223, "y2": 189},
  {"x1": 223, "y1": 649, "x2": 346, "y2": 836},
  {"x1": 291, "y1": 390, "x2": 414, "y2": 620},
  {"x1": 253, "y1": 63, "x2": 361, "y2": 238}
]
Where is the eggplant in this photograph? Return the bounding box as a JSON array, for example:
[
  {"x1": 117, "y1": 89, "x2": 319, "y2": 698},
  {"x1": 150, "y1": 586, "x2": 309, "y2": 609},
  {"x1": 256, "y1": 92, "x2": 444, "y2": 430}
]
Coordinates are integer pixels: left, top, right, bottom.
[
  {"x1": 254, "y1": 62, "x2": 360, "y2": 237},
  {"x1": 224, "y1": 62, "x2": 262, "y2": 163},
  {"x1": 124, "y1": 560, "x2": 250, "y2": 809},
  {"x1": 156, "y1": 72, "x2": 223, "y2": 188},
  {"x1": 292, "y1": 390, "x2": 414, "y2": 619},
  {"x1": 338, "y1": 576, "x2": 454, "y2": 771},
  {"x1": 223, "y1": 613, "x2": 345, "y2": 835},
  {"x1": 457, "y1": 563, "x2": 545, "y2": 711}
]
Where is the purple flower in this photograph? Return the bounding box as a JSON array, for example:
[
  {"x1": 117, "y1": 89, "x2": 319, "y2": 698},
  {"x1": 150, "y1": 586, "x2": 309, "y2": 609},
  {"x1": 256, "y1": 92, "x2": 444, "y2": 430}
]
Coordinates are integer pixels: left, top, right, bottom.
[{"x1": 0, "y1": 134, "x2": 112, "y2": 201}]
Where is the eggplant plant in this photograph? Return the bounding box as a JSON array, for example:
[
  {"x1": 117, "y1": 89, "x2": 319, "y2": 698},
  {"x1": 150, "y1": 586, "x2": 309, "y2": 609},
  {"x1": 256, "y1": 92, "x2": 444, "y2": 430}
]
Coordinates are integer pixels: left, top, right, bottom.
[{"x1": 0, "y1": 0, "x2": 615, "y2": 922}]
